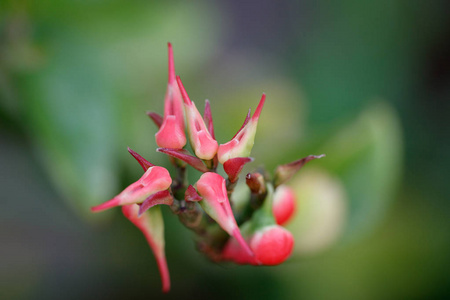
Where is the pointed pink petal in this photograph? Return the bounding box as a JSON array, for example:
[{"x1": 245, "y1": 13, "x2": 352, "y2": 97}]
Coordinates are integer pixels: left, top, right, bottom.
[
  {"x1": 223, "y1": 157, "x2": 254, "y2": 183},
  {"x1": 157, "y1": 148, "x2": 209, "y2": 172},
  {"x1": 156, "y1": 254, "x2": 170, "y2": 293},
  {"x1": 176, "y1": 76, "x2": 192, "y2": 105},
  {"x1": 252, "y1": 93, "x2": 266, "y2": 122},
  {"x1": 167, "y1": 42, "x2": 176, "y2": 83},
  {"x1": 232, "y1": 227, "x2": 254, "y2": 258},
  {"x1": 91, "y1": 167, "x2": 172, "y2": 212},
  {"x1": 128, "y1": 147, "x2": 155, "y2": 171},
  {"x1": 274, "y1": 154, "x2": 325, "y2": 187},
  {"x1": 185, "y1": 185, "x2": 203, "y2": 202},
  {"x1": 203, "y1": 99, "x2": 215, "y2": 139},
  {"x1": 91, "y1": 197, "x2": 121, "y2": 212},
  {"x1": 231, "y1": 109, "x2": 251, "y2": 139},
  {"x1": 221, "y1": 237, "x2": 255, "y2": 265},
  {"x1": 138, "y1": 190, "x2": 173, "y2": 217},
  {"x1": 122, "y1": 205, "x2": 170, "y2": 292},
  {"x1": 146, "y1": 111, "x2": 163, "y2": 128}
]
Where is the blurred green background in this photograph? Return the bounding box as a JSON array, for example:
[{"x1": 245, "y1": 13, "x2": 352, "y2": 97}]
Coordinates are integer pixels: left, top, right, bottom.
[{"x1": 1, "y1": 1, "x2": 449, "y2": 299}]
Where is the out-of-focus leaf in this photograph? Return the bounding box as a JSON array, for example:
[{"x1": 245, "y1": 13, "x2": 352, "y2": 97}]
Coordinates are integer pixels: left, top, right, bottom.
[
  {"x1": 313, "y1": 101, "x2": 403, "y2": 242},
  {"x1": 287, "y1": 168, "x2": 347, "y2": 256}
]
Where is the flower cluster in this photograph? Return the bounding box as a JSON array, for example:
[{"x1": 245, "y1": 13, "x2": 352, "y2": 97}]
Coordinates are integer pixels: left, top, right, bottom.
[{"x1": 92, "y1": 43, "x2": 324, "y2": 292}]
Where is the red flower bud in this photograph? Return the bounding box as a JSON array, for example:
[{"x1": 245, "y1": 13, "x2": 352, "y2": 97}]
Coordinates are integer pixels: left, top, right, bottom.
[
  {"x1": 272, "y1": 185, "x2": 296, "y2": 226},
  {"x1": 222, "y1": 225, "x2": 294, "y2": 266},
  {"x1": 250, "y1": 225, "x2": 294, "y2": 265}
]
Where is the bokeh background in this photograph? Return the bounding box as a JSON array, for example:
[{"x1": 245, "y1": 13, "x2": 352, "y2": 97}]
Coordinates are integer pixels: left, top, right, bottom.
[{"x1": 1, "y1": 1, "x2": 449, "y2": 299}]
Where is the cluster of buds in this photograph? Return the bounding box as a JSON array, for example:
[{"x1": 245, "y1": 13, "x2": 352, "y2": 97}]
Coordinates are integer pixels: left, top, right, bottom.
[{"x1": 92, "y1": 43, "x2": 324, "y2": 292}]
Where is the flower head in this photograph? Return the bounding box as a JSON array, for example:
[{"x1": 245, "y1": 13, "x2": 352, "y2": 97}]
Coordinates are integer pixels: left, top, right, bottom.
[
  {"x1": 92, "y1": 43, "x2": 324, "y2": 292},
  {"x1": 154, "y1": 43, "x2": 186, "y2": 149},
  {"x1": 177, "y1": 76, "x2": 218, "y2": 160}
]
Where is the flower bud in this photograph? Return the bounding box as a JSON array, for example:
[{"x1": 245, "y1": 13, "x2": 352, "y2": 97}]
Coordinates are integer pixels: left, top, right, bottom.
[
  {"x1": 217, "y1": 94, "x2": 265, "y2": 164},
  {"x1": 155, "y1": 43, "x2": 186, "y2": 149},
  {"x1": 272, "y1": 185, "x2": 296, "y2": 226},
  {"x1": 177, "y1": 77, "x2": 218, "y2": 160},
  {"x1": 196, "y1": 172, "x2": 253, "y2": 257},
  {"x1": 222, "y1": 225, "x2": 294, "y2": 266},
  {"x1": 245, "y1": 172, "x2": 266, "y2": 194},
  {"x1": 91, "y1": 166, "x2": 172, "y2": 212},
  {"x1": 250, "y1": 225, "x2": 294, "y2": 265}
]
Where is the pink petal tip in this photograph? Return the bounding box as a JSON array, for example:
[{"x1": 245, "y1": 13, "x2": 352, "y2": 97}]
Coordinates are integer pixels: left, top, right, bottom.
[
  {"x1": 128, "y1": 147, "x2": 155, "y2": 171},
  {"x1": 91, "y1": 197, "x2": 121, "y2": 212},
  {"x1": 232, "y1": 227, "x2": 254, "y2": 258},
  {"x1": 176, "y1": 76, "x2": 192, "y2": 105},
  {"x1": 252, "y1": 93, "x2": 266, "y2": 121},
  {"x1": 167, "y1": 42, "x2": 175, "y2": 83},
  {"x1": 146, "y1": 111, "x2": 163, "y2": 128}
]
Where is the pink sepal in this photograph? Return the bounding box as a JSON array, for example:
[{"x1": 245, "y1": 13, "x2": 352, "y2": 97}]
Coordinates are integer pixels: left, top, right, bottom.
[
  {"x1": 223, "y1": 157, "x2": 254, "y2": 183},
  {"x1": 138, "y1": 190, "x2": 173, "y2": 217},
  {"x1": 157, "y1": 148, "x2": 209, "y2": 173},
  {"x1": 232, "y1": 109, "x2": 251, "y2": 139},
  {"x1": 185, "y1": 185, "x2": 202, "y2": 202},
  {"x1": 128, "y1": 147, "x2": 155, "y2": 171},
  {"x1": 146, "y1": 111, "x2": 163, "y2": 128}
]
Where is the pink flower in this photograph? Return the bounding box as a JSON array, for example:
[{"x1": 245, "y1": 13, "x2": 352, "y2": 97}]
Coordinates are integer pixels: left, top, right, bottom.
[
  {"x1": 222, "y1": 225, "x2": 294, "y2": 266},
  {"x1": 272, "y1": 185, "x2": 296, "y2": 226},
  {"x1": 154, "y1": 43, "x2": 186, "y2": 149},
  {"x1": 176, "y1": 76, "x2": 218, "y2": 160},
  {"x1": 122, "y1": 204, "x2": 170, "y2": 293},
  {"x1": 91, "y1": 166, "x2": 172, "y2": 212},
  {"x1": 196, "y1": 172, "x2": 253, "y2": 257},
  {"x1": 217, "y1": 94, "x2": 266, "y2": 164}
]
